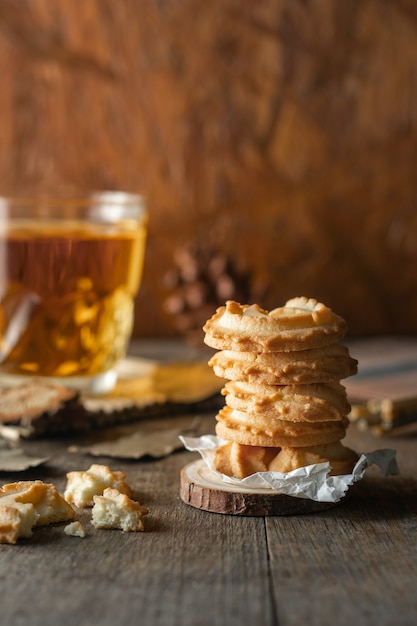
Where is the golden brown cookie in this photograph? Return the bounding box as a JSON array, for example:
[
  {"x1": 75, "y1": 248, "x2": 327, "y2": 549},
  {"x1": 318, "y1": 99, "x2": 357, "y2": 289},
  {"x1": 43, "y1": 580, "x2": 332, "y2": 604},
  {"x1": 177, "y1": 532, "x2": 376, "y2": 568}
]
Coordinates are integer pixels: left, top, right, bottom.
[
  {"x1": 214, "y1": 442, "x2": 281, "y2": 479},
  {"x1": 204, "y1": 297, "x2": 358, "y2": 473},
  {"x1": 215, "y1": 406, "x2": 349, "y2": 447},
  {"x1": 268, "y1": 442, "x2": 359, "y2": 475},
  {"x1": 209, "y1": 344, "x2": 357, "y2": 385},
  {"x1": 214, "y1": 440, "x2": 358, "y2": 478},
  {"x1": 203, "y1": 298, "x2": 347, "y2": 352},
  {"x1": 222, "y1": 380, "x2": 351, "y2": 422}
]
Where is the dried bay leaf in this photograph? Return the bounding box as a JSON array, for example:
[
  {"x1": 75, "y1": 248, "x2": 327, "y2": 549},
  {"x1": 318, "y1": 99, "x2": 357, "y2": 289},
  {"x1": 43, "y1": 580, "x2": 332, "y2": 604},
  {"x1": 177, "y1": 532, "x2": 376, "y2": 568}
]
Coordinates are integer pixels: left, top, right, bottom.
[
  {"x1": 82, "y1": 358, "x2": 224, "y2": 412},
  {"x1": 0, "y1": 439, "x2": 49, "y2": 472},
  {"x1": 69, "y1": 425, "x2": 191, "y2": 459},
  {"x1": 67, "y1": 413, "x2": 211, "y2": 460}
]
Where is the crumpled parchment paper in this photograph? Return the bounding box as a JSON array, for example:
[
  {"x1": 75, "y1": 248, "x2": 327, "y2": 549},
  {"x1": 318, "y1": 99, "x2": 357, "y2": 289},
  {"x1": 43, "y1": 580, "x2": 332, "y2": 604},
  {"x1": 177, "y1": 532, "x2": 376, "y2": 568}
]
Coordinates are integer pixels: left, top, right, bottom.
[{"x1": 180, "y1": 434, "x2": 399, "y2": 503}]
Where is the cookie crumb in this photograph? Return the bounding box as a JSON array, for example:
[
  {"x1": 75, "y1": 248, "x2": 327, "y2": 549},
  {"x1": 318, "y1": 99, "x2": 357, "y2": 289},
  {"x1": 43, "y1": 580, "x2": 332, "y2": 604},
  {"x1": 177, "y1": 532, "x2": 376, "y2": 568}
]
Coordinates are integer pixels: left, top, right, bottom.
[{"x1": 64, "y1": 521, "x2": 86, "y2": 537}]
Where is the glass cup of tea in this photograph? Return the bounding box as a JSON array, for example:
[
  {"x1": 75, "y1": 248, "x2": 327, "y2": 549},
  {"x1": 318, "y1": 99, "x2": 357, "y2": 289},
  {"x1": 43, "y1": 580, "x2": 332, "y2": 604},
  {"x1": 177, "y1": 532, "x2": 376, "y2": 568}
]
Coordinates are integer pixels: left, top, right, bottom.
[{"x1": 0, "y1": 192, "x2": 148, "y2": 393}]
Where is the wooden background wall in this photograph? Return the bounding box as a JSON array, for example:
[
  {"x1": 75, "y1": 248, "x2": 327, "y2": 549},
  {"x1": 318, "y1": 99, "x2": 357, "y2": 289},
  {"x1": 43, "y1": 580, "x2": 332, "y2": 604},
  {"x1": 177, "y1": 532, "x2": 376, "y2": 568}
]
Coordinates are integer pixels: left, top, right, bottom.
[{"x1": 0, "y1": 0, "x2": 416, "y2": 342}]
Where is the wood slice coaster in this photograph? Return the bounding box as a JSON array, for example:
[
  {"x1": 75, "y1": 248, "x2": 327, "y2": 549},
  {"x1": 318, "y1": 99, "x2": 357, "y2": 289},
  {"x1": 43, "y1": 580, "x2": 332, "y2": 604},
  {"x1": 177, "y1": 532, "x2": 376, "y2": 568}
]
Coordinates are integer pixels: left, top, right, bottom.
[{"x1": 180, "y1": 459, "x2": 338, "y2": 516}]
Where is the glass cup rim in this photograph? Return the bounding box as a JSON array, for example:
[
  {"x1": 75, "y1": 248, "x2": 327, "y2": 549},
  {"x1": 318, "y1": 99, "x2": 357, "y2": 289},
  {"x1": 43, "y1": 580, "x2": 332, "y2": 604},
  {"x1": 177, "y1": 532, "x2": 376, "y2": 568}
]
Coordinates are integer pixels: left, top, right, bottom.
[{"x1": 0, "y1": 191, "x2": 147, "y2": 223}]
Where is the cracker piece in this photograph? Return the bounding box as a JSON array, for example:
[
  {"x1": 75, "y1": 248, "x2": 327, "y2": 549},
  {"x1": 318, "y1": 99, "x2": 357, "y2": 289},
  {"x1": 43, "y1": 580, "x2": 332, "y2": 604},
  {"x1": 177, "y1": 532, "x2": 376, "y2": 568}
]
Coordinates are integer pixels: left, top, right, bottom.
[
  {"x1": 64, "y1": 464, "x2": 131, "y2": 508},
  {"x1": 91, "y1": 488, "x2": 148, "y2": 532}
]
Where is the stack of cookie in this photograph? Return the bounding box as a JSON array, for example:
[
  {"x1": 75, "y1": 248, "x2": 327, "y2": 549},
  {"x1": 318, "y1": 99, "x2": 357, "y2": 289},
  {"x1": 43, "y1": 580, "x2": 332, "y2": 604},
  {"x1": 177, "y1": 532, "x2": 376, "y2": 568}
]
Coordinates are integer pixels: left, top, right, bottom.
[{"x1": 203, "y1": 298, "x2": 359, "y2": 478}]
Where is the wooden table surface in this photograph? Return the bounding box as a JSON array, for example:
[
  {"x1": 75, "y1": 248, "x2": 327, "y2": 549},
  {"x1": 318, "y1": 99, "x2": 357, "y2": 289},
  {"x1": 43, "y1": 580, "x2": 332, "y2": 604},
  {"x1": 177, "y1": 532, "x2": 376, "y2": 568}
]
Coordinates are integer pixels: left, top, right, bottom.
[{"x1": 1, "y1": 339, "x2": 417, "y2": 626}]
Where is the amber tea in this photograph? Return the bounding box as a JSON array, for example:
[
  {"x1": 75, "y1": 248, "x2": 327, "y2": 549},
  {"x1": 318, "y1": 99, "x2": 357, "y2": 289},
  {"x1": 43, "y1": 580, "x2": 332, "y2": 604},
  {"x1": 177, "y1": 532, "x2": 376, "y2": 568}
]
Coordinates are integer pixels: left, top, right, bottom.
[{"x1": 0, "y1": 194, "x2": 147, "y2": 391}]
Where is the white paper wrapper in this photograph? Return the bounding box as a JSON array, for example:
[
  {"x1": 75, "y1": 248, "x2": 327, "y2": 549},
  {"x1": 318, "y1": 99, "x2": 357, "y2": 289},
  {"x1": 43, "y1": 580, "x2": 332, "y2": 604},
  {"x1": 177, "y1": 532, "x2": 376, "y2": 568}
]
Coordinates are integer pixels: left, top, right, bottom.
[{"x1": 179, "y1": 435, "x2": 399, "y2": 503}]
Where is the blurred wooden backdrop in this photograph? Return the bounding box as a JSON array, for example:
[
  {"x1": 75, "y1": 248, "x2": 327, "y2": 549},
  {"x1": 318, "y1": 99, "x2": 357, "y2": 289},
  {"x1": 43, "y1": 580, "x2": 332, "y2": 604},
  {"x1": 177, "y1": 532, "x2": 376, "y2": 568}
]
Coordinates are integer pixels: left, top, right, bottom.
[{"x1": 0, "y1": 0, "x2": 416, "y2": 342}]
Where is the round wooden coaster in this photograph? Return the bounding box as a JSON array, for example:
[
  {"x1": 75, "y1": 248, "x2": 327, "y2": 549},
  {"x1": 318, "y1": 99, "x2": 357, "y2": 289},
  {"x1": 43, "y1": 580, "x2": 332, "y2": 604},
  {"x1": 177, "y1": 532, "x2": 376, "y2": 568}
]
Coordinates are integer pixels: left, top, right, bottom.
[{"x1": 180, "y1": 459, "x2": 338, "y2": 516}]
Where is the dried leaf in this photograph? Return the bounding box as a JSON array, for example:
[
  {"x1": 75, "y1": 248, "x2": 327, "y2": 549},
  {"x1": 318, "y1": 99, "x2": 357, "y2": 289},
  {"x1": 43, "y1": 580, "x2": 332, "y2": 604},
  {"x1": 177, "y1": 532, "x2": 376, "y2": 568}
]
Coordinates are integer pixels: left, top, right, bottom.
[
  {"x1": 82, "y1": 358, "x2": 224, "y2": 411},
  {"x1": 0, "y1": 439, "x2": 49, "y2": 472},
  {"x1": 68, "y1": 425, "x2": 189, "y2": 459}
]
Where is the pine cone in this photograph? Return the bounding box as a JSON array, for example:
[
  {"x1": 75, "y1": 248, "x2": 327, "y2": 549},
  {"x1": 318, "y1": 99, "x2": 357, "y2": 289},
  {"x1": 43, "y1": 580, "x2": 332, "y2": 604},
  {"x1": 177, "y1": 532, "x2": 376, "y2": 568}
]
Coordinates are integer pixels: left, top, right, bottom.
[{"x1": 163, "y1": 245, "x2": 259, "y2": 344}]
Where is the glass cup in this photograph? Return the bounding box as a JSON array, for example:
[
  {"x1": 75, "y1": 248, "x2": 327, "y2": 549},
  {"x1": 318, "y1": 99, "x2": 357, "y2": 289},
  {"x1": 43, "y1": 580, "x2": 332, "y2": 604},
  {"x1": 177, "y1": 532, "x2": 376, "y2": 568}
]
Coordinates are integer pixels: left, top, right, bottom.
[{"x1": 0, "y1": 192, "x2": 148, "y2": 393}]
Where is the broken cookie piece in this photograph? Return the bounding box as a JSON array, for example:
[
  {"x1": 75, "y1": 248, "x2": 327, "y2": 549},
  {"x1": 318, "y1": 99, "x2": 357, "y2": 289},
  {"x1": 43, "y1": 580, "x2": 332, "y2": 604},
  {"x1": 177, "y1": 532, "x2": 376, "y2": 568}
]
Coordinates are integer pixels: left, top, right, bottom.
[
  {"x1": 0, "y1": 503, "x2": 39, "y2": 544},
  {"x1": 91, "y1": 488, "x2": 148, "y2": 532},
  {"x1": 0, "y1": 480, "x2": 75, "y2": 544},
  {"x1": 64, "y1": 463, "x2": 131, "y2": 507}
]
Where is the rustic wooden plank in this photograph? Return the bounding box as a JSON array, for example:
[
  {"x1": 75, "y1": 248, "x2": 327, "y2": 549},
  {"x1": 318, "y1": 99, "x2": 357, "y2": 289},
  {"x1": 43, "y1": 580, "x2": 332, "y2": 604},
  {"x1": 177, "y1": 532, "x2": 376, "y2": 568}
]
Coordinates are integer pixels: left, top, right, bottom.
[
  {"x1": 0, "y1": 398, "x2": 416, "y2": 625},
  {"x1": 0, "y1": 415, "x2": 276, "y2": 626},
  {"x1": 265, "y1": 427, "x2": 417, "y2": 626},
  {"x1": 266, "y1": 479, "x2": 417, "y2": 626}
]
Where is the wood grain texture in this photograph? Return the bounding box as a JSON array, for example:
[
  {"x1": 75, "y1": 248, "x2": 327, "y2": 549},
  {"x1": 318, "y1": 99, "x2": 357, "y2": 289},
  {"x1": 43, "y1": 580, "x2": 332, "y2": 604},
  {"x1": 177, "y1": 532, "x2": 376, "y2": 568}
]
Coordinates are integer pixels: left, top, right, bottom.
[
  {"x1": 180, "y1": 459, "x2": 338, "y2": 516},
  {"x1": 0, "y1": 415, "x2": 415, "y2": 626},
  {"x1": 0, "y1": 1, "x2": 416, "y2": 338}
]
